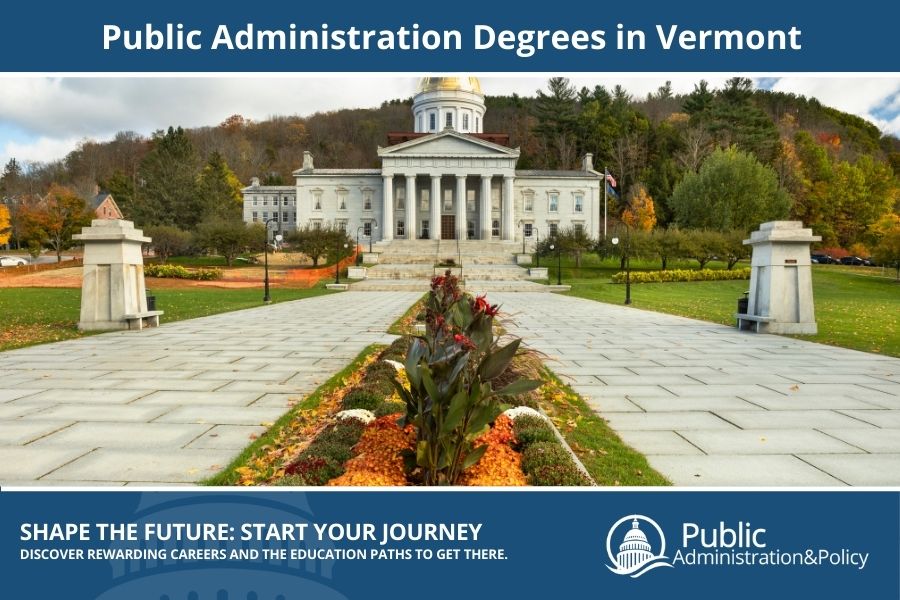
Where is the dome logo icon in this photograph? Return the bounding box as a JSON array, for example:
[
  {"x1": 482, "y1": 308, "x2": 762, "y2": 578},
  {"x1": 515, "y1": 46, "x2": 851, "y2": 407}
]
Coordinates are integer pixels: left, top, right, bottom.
[{"x1": 606, "y1": 515, "x2": 674, "y2": 578}]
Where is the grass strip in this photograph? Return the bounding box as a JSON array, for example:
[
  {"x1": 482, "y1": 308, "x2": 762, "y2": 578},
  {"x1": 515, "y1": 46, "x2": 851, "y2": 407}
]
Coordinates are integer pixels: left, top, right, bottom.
[{"x1": 202, "y1": 343, "x2": 382, "y2": 486}]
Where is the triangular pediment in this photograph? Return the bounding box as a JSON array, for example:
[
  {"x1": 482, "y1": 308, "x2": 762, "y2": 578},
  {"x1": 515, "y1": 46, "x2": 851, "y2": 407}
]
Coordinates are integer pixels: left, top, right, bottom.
[{"x1": 378, "y1": 130, "x2": 519, "y2": 158}]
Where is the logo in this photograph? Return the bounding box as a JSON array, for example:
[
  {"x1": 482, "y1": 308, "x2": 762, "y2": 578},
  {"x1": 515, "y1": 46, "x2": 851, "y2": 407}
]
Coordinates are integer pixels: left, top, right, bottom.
[{"x1": 606, "y1": 515, "x2": 674, "y2": 578}]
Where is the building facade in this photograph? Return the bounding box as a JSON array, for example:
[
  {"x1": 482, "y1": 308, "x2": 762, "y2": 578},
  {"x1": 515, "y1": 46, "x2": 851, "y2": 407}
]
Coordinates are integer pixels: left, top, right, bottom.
[{"x1": 242, "y1": 77, "x2": 602, "y2": 246}]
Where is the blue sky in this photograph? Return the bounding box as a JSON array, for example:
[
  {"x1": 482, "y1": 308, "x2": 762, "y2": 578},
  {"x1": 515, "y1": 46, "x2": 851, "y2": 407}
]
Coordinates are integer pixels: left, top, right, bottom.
[{"x1": 0, "y1": 76, "x2": 897, "y2": 169}]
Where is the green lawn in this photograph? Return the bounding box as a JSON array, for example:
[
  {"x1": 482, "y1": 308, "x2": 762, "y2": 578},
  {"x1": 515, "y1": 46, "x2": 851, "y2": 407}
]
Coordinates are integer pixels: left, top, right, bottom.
[
  {"x1": 0, "y1": 284, "x2": 333, "y2": 352},
  {"x1": 546, "y1": 255, "x2": 900, "y2": 357}
]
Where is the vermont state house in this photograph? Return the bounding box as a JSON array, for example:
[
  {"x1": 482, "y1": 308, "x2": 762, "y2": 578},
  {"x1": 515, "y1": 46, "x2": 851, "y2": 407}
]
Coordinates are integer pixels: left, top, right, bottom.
[{"x1": 242, "y1": 77, "x2": 603, "y2": 249}]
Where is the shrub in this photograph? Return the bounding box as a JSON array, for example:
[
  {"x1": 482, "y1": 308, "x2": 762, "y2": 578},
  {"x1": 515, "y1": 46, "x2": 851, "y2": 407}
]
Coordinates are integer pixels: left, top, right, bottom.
[
  {"x1": 611, "y1": 267, "x2": 750, "y2": 284},
  {"x1": 373, "y1": 400, "x2": 406, "y2": 417},
  {"x1": 341, "y1": 388, "x2": 384, "y2": 411},
  {"x1": 144, "y1": 264, "x2": 222, "y2": 280},
  {"x1": 513, "y1": 416, "x2": 558, "y2": 448},
  {"x1": 529, "y1": 463, "x2": 593, "y2": 486},
  {"x1": 303, "y1": 439, "x2": 354, "y2": 464},
  {"x1": 520, "y1": 441, "x2": 571, "y2": 473},
  {"x1": 281, "y1": 455, "x2": 342, "y2": 486},
  {"x1": 314, "y1": 419, "x2": 366, "y2": 447}
]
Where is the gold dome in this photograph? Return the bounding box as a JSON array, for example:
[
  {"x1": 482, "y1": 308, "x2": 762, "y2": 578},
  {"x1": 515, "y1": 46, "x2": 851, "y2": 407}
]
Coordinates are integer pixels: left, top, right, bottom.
[{"x1": 416, "y1": 77, "x2": 483, "y2": 95}]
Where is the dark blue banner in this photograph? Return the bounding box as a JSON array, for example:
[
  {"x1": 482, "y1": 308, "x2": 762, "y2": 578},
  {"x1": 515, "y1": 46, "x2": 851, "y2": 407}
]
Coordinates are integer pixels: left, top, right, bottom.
[
  {"x1": 2, "y1": 490, "x2": 898, "y2": 599},
  {"x1": 0, "y1": 0, "x2": 897, "y2": 72}
]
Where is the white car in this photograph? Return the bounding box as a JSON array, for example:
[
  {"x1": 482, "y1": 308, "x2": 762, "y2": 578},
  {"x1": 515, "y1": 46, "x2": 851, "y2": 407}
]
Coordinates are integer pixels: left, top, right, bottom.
[{"x1": 0, "y1": 255, "x2": 28, "y2": 267}]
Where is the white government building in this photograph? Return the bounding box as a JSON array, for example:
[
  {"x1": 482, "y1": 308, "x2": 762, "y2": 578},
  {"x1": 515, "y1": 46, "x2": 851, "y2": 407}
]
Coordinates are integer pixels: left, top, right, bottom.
[{"x1": 242, "y1": 77, "x2": 603, "y2": 250}]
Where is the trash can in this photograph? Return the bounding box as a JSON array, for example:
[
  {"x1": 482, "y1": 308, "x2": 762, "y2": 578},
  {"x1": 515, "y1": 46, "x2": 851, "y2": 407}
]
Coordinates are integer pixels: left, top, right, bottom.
[
  {"x1": 737, "y1": 292, "x2": 749, "y2": 315},
  {"x1": 146, "y1": 292, "x2": 157, "y2": 312}
]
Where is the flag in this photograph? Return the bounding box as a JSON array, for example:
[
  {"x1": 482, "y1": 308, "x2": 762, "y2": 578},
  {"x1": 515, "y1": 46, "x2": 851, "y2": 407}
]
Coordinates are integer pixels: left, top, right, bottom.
[
  {"x1": 605, "y1": 172, "x2": 617, "y2": 188},
  {"x1": 606, "y1": 182, "x2": 619, "y2": 199}
]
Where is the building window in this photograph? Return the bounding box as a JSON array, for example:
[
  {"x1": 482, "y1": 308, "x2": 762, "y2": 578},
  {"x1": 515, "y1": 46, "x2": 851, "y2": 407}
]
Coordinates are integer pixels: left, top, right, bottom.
[
  {"x1": 466, "y1": 189, "x2": 476, "y2": 213},
  {"x1": 252, "y1": 211, "x2": 258, "y2": 222},
  {"x1": 492, "y1": 219, "x2": 501, "y2": 238},
  {"x1": 549, "y1": 222, "x2": 559, "y2": 238},
  {"x1": 397, "y1": 220, "x2": 405, "y2": 237},
  {"x1": 262, "y1": 211, "x2": 269, "y2": 220},
  {"x1": 396, "y1": 187, "x2": 406, "y2": 210},
  {"x1": 312, "y1": 220, "x2": 322, "y2": 230},
  {"x1": 338, "y1": 191, "x2": 348, "y2": 211},
  {"x1": 363, "y1": 221, "x2": 372, "y2": 237},
  {"x1": 491, "y1": 186, "x2": 501, "y2": 211},
  {"x1": 573, "y1": 222, "x2": 584, "y2": 234},
  {"x1": 429, "y1": 113, "x2": 436, "y2": 131},
  {"x1": 524, "y1": 223, "x2": 533, "y2": 237},
  {"x1": 443, "y1": 188, "x2": 453, "y2": 212},
  {"x1": 445, "y1": 112, "x2": 453, "y2": 128},
  {"x1": 252, "y1": 196, "x2": 258, "y2": 206},
  {"x1": 574, "y1": 193, "x2": 584, "y2": 213},
  {"x1": 282, "y1": 212, "x2": 289, "y2": 223},
  {"x1": 262, "y1": 196, "x2": 268, "y2": 206},
  {"x1": 420, "y1": 189, "x2": 429, "y2": 212},
  {"x1": 523, "y1": 191, "x2": 534, "y2": 213},
  {"x1": 422, "y1": 220, "x2": 430, "y2": 239},
  {"x1": 363, "y1": 189, "x2": 373, "y2": 211},
  {"x1": 417, "y1": 114, "x2": 423, "y2": 131},
  {"x1": 282, "y1": 197, "x2": 288, "y2": 206},
  {"x1": 467, "y1": 220, "x2": 476, "y2": 239},
  {"x1": 475, "y1": 116, "x2": 480, "y2": 131},
  {"x1": 337, "y1": 220, "x2": 348, "y2": 232},
  {"x1": 548, "y1": 192, "x2": 559, "y2": 213},
  {"x1": 463, "y1": 114, "x2": 469, "y2": 130},
  {"x1": 313, "y1": 190, "x2": 323, "y2": 211}
]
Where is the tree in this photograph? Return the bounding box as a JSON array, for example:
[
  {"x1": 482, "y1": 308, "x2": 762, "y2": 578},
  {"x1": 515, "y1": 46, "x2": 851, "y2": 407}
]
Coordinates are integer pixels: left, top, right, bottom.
[
  {"x1": 135, "y1": 127, "x2": 200, "y2": 228},
  {"x1": 721, "y1": 229, "x2": 751, "y2": 269},
  {"x1": 285, "y1": 223, "x2": 353, "y2": 267},
  {"x1": 20, "y1": 184, "x2": 93, "y2": 262},
  {"x1": 0, "y1": 204, "x2": 10, "y2": 247},
  {"x1": 872, "y1": 225, "x2": 900, "y2": 280},
  {"x1": 533, "y1": 78, "x2": 578, "y2": 169},
  {"x1": 622, "y1": 184, "x2": 657, "y2": 231},
  {"x1": 196, "y1": 151, "x2": 243, "y2": 221},
  {"x1": 670, "y1": 146, "x2": 790, "y2": 231},
  {"x1": 650, "y1": 227, "x2": 685, "y2": 270},
  {"x1": 195, "y1": 218, "x2": 253, "y2": 266},
  {"x1": 98, "y1": 171, "x2": 136, "y2": 218},
  {"x1": 144, "y1": 225, "x2": 193, "y2": 263},
  {"x1": 680, "y1": 230, "x2": 725, "y2": 269}
]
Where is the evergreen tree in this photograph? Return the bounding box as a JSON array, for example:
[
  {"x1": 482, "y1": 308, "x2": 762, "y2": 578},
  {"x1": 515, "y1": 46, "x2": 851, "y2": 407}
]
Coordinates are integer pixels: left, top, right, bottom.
[
  {"x1": 135, "y1": 127, "x2": 200, "y2": 228},
  {"x1": 196, "y1": 151, "x2": 243, "y2": 221},
  {"x1": 533, "y1": 78, "x2": 579, "y2": 168}
]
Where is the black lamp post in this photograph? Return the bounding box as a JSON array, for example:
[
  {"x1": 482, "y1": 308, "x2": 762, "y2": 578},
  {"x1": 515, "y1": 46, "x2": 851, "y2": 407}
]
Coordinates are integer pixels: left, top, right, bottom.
[
  {"x1": 611, "y1": 230, "x2": 632, "y2": 305},
  {"x1": 519, "y1": 220, "x2": 526, "y2": 254},
  {"x1": 550, "y1": 242, "x2": 562, "y2": 285},
  {"x1": 335, "y1": 242, "x2": 349, "y2": 284},
  {"x1": 263, "y1": 217, "x2": 277, "y2": 304},
  {"x1": 355, "y1": 225, "x2": 364, "y2": 265},
  {"x1": 368, "y1": 219, "x2": 379, "y2": 254},
  {"x1": 534, "y1": 228, "x2": 540, "y2": 268}
]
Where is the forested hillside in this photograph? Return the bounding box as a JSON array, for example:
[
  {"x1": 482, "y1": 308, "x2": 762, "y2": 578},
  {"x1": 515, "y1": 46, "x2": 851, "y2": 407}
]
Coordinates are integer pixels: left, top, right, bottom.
[{"x1": 1, "y1": 77, "x2": 897, "y2": 253}]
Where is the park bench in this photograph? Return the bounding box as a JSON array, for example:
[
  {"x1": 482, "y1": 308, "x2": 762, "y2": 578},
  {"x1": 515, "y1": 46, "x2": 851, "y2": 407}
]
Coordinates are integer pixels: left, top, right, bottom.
[
  {"x1": 735, "y1": 313, "x2": 774, "y2": 333},
  {"x1": 123, "y1": 310, "x2": 164, "y2": 331}
]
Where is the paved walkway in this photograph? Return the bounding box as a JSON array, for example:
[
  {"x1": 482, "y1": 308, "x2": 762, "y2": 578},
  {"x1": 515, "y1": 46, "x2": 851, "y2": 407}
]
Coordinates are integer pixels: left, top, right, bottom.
[
  {"x1": 492, "y1": 292, "x2": 900, "y2": 486},
  {"x1": 0, "y1": 291, "x2": 419, "y2": 486}
]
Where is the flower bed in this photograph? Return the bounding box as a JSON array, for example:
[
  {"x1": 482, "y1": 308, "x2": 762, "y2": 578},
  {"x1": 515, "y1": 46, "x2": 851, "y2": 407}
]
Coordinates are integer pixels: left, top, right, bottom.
[
  {"x1": 144, "y1": 263, "x2": 223, "y2": 280},
  {"x1": 611, "y1": 267, "x2": 750, "y2": 284}
]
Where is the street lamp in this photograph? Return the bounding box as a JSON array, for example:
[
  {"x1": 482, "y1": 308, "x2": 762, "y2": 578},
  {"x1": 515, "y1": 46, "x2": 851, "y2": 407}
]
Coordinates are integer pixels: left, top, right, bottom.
[
  {"x1": 335, "y1": 241, "x2": 349, "y2": 284},
  {"x1": 549, "y1": 243, "x2": 562, "y2": 285},
  {"x1": 534, "y1": 228, "x2": 540, "y2": 268},
  {"x1": 263, "y1": 217, "x2": 277, "y2": 304},
  {"x1": 610, "y1": 232, "x2": 631, "y2": 305},
  {"x1": 368, "y1": 219, "x2": 379, "y2": 254},
  {"x1": 355, "y1": 225, "x2": 364, "y2": 265},
  {"x1": 519, "y1": 220, "x2": 526, "y2": 254}
]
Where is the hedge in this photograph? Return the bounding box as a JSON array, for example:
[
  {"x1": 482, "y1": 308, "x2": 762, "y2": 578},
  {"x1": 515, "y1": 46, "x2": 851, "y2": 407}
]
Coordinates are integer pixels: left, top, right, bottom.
[
  {"x1": 611, "y1": 267, "x2": 751, "y2": 284},
  {"x1": 144, "y1": 264, "x2": 223, "y2": 280}
]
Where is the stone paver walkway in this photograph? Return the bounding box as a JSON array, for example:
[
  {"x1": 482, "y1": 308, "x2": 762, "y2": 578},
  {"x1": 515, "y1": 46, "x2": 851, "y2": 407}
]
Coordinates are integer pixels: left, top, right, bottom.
[
  {"x1": 0, "y1": 291, "x2": 419, "y2": 486},
  {"x1": 491, "y1": 292, "x2": 900, "y2": 486}
]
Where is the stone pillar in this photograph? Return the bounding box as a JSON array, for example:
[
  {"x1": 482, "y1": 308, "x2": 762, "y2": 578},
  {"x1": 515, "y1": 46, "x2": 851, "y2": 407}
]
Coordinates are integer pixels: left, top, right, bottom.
[
  {"x1": 480, "y1": 175, "x2": 492, "y2": 240},
  {"x1": 430, "y1": 175, "x2": 441, "y2": 241},
  {"x1": 405, "y1": 175, "x2": 417, "y2": 240},
  {"x1": 456, "y1": 175, "x2": 467, "y2": 240},
  {"x1": 743, "y1": 221, "x2": 821, "y2": 334},
  {"x1": 382, "y1": 175, "x2": 394, "y2": 241},
  {"x1": 73, "y1": 219, "x2": 159, "y2": 331},
  {"x1": 502, "y1": 176, "x2": 515, "y2": 241}
]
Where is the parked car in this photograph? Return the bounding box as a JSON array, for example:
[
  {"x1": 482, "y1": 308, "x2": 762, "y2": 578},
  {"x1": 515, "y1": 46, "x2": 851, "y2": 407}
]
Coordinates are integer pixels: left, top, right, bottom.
[
  {"x1": 0, "y1": 255, "x2": 28, "y2": 267},
  {"x1": 839, "y1": 256, "x2": 868, "y2": 266},
  {"x1": 811, "y1": 253, "x2": 837, "y2": 264}
]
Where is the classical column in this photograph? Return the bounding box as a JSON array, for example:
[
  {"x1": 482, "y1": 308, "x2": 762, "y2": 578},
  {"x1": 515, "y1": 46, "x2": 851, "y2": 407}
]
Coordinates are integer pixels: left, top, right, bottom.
[
  {"x1": 430, "y1": 175, "x2": 441, "y2": 240},
  {"x1": 502, "y1": 175, "x2": 515, "y2": 241},
  {"x1": 456, "y1": 175, "x2": 467, "y2": 240},
  {"x1": 405, "y1": 175, "x2": 417, "y2": 240},
  {"x1": 382, "y1": 175, "x2": 393, "y2": 241},
  {"x1": 480, "y1": 175, "x2": 492, "y2": 240}
]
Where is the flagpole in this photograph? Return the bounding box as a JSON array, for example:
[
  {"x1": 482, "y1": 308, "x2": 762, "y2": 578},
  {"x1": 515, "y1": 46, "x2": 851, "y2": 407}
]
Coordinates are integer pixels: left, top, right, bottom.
[{"x1": 603, "y1": 166, "x2": 608, "y2": 238}]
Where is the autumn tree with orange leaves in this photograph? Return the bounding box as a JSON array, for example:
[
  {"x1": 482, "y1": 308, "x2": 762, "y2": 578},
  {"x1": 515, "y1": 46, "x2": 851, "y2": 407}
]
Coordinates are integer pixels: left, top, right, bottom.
[
  {"x1": 622, "y1": 183, "x2": 657, "y2": 231},
  {"x1": 20, "y1": 184, "x2": 93, "y2": 262}
]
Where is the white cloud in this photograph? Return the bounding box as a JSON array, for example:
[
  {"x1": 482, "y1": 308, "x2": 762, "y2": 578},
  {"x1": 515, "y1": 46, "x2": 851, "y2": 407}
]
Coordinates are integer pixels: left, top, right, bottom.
[{"x1": 0, "y1": 75, "x2": 897, "y2": 166}]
